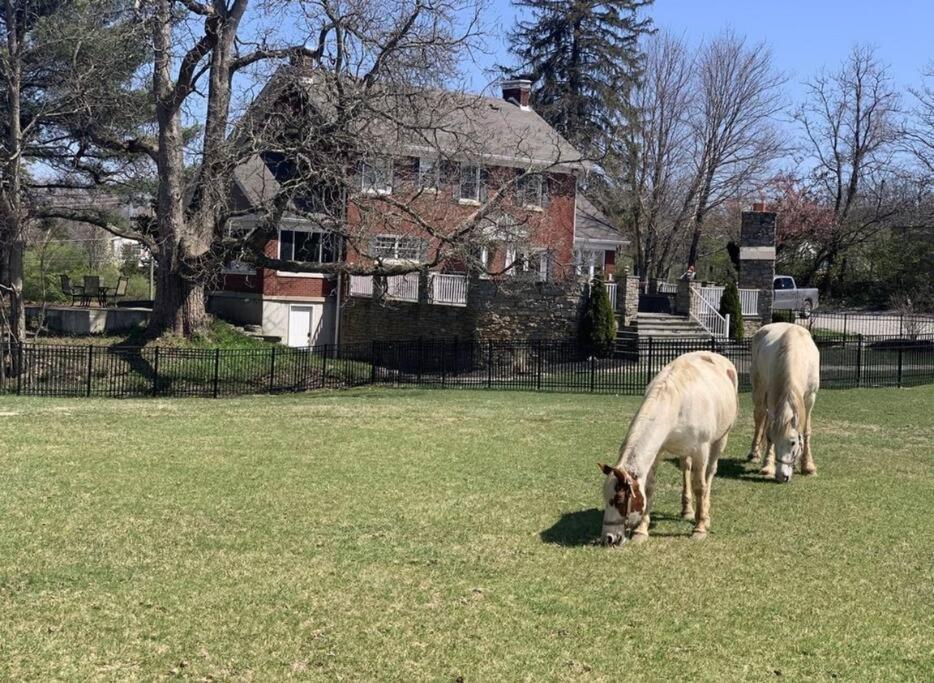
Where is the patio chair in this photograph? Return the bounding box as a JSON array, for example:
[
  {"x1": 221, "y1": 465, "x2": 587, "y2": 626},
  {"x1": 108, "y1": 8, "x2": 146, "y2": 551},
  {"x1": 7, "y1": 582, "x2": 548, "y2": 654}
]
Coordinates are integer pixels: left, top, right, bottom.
[
  {"x1": 102, "y1": 277, "x2": 128, "y2": 306},
  {"x1": 82, "y1": 275, "x2": 100, "y2": 307},
  {"x1": 60, "y1": 274, "x2": 85, "y2": 305}
]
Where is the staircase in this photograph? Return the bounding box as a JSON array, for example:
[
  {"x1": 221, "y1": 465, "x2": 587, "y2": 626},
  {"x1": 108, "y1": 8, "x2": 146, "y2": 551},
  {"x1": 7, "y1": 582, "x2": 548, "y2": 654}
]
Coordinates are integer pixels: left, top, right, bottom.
[{"x1": 615, "y1": 312, "x2": 711, "y2": 356}]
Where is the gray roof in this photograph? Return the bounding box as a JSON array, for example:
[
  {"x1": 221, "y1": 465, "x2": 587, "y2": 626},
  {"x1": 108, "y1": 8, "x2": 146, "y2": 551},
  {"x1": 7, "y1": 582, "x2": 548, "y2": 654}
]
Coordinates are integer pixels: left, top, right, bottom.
[{"x1": 575, "y1": 195, "x2": 626, "y2": 246}]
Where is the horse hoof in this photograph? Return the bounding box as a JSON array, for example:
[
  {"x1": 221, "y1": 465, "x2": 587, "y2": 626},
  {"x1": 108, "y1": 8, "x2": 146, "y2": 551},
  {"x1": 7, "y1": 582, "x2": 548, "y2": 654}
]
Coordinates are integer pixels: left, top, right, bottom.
[
  {"x1": 681, "y1": 510, "x2": 694, "y2": 521},
  {"x1": 629, "y1": 532, "x2": 649, "y2": 545},
  {"x1": 746, "y1": 451, "x2": 758, "y2": 462},
  {"x1": 691, "y1": 530, "x2": 708, "y2": 540},
  {"x1": 759, "y1": 467, "x2": 775, "y2": 477},
  {"x1": 802, "y1": 465, "x2": 817, "y2": 475}
]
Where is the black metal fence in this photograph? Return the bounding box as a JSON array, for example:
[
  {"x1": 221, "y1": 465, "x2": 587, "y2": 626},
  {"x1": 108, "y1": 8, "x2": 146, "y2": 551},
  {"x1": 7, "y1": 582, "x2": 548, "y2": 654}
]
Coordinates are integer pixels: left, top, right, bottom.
[
  {"x1": 1, "y1": 332, "x2": 933, "y2": 399},
  {"x1": 792, "y1": 311, "x2": 934, "y2": 339}
]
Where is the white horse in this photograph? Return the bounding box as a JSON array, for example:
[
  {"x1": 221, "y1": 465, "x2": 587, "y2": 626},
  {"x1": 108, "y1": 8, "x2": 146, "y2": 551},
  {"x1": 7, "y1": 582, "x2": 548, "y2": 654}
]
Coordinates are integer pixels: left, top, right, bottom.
[
  {"x1": 746, "y1": 322, "x2": 820, "y2": 483},
  {"x1": 599, "y1": 351, "x2": 739, "y2": 544}
]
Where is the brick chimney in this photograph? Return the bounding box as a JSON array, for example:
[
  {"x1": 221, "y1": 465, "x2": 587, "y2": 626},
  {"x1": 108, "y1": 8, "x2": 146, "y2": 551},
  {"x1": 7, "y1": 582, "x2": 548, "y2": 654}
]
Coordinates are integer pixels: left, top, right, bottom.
[
  {"x1": 752, "y1": 201, "x2": 767, "y2": 212},
  {"x1": 501, "y1": 79, "x2": 532, "y2": 108}
]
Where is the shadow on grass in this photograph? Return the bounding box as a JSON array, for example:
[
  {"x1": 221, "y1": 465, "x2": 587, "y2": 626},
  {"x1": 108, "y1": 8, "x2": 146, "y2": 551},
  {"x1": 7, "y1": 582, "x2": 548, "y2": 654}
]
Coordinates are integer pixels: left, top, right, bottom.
[
  {"x1": 540, "y1": 508, "x2": 602, "y2": 547},
  {"x1": 714, "y1": 457, "x2": 773, "y2": 484}
]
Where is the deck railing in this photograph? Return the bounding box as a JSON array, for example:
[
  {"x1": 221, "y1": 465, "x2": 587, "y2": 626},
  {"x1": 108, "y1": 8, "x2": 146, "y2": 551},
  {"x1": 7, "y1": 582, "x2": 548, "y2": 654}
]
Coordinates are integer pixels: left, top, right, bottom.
[
  {"x1": 700, "y1": 286, "x2": 760, "y2": 316},
  {"x1": 606, "y1": 282, "x2": 618, "y2": 310},
  {"x1": 429, "y1": 273, "x2": 468, "y2": 306}
]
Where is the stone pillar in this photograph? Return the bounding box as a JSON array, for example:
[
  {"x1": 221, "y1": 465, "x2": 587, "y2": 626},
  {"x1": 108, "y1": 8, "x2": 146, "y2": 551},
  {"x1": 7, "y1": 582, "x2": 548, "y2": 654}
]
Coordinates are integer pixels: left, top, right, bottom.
[
  {"x1": 674, "y1": 278, "x2": 692, "y2": 315},
  {"x1": 738, "y1": 208, "x2": 776, "y2": 323},
  {"x1": 618, "y1": 273, "x2": 640, "y2": 327}
]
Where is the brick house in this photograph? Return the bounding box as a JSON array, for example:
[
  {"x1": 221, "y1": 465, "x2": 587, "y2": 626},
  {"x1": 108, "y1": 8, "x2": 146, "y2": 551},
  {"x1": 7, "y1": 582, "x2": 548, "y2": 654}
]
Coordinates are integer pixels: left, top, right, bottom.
[{"x1": 210, "y1": 76, "x2": 626, "y2": 346}]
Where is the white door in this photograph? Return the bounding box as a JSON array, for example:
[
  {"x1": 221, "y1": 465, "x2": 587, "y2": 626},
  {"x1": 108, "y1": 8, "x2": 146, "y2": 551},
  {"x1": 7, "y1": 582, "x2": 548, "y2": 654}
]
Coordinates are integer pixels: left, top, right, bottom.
[{"x1": 287, "y1": 306, "x2": 314, "y2": 347}]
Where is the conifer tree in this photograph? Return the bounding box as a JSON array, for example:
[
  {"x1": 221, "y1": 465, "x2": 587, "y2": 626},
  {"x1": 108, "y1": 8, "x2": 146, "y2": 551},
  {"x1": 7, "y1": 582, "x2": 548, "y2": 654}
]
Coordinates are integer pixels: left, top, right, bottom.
[
  {"x1": 506, "y1": 0, "x2": 654, "y2": 155},
  {"x1": 582, "y1": 276, "x2": 617, "y2": 356},
  {"x1": 719, "y1": 279, "x2": 744, "y2": 340}
]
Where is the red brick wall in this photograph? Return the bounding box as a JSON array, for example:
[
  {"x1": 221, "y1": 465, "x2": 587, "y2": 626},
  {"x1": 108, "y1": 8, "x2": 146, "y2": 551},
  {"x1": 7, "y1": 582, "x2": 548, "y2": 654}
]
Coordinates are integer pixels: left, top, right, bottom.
[{"x1": 220, "y1": 239, "x2": 334, "y2": 298}]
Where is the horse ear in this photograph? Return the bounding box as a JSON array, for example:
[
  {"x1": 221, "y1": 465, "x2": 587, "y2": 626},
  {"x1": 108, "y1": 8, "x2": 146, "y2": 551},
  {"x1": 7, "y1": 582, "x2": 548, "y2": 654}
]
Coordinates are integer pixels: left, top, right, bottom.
[
  {"x1": 613, "y1": 466, "x2": 632, "y2": 490},
  {"x1": 598, "y1": 463, "x2": 614, "y2": 476}
]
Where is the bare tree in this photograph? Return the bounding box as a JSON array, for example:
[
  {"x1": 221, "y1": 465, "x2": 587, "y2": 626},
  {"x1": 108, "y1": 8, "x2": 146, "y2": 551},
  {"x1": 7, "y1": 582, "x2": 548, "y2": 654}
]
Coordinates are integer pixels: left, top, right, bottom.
[
  {"x1": 624, "y1": 31, "x2": 784, "y2": 281},
  {"x1": 906, "y1": 65, "x2": 934, "y2": 179},
  {"x1": 794, "y1": 45, "x2": 902, "y2": 294}
]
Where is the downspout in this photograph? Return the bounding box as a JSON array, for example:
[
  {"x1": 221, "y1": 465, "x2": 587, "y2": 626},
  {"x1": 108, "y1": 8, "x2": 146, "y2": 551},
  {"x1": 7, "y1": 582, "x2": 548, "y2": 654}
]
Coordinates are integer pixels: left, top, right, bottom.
[{"x1": 332, "y1": 272, "x2": 341, "y2": 353}]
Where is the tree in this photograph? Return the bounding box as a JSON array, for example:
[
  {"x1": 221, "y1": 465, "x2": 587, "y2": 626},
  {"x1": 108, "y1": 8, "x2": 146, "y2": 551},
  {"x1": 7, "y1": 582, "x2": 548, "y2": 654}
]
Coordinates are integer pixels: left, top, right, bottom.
[
  {"x1": 505, "y1": 0, "x2": 653, "y2": 156},
  {"x1": 0, "y1": 0, "x2": 144, "y2": 349},
  {"x1": 622, "y1": 32, "x2": 784, "y2": 281},
  {"x1": 581, "y1": 275, "x2": 616, "y2": 356},
  {"x1": 794, "y1": 45, "x2": 902, "y2": 296},
  {"x1": 718, "y1": 278, "x2": 742, "y2": 340}
]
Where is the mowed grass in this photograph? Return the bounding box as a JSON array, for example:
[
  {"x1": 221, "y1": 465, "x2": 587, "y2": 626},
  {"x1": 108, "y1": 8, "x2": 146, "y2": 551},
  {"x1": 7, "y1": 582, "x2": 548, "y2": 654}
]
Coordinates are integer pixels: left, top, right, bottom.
[{"x1": 0, "y1": 387, "x2": 932, "y2": 681}]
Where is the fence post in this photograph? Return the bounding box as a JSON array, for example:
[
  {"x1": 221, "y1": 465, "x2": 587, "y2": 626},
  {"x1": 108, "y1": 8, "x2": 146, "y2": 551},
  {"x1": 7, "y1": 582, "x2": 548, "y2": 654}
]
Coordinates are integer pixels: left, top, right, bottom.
[
  {"x1": 648, "y1": 336, "x2": 654, "y2": 385},
  {"x1": 268, "y1": 346, "x2": 277, "y2": 393},
  {"x1": 16, "y1": 343, "x2": 23, "y2": 396},
  {"x1": 321, "y1": 345, "x2": 328, "y2": 387},
  {"x1": 213, "y1": 348, "x2": 221, "y2": 398},
  {"x1": 86, "y1": 345, "x2": 94, "y2": 397},
  {"x1": 856, "y1": 335, "x2": 863, "y2": 388},
  {"x1": 370, "y1": 341, "x2": 377, "y2": 384},
  {"x1": 416, "y1": 337, "x2": 423, "y2": 384},
  {"x1": 590, "y1": 354, "x2": 596, "y2": 393},
  {"x1": 843, "y1": 313, "x2": 848, "y2": 343},
  {"x1": 441, "y1": 339, "x2": 447, "y2": 388},
  {"x1": 152, "y1": 347, "x2": 160, "y2": 396},
  {"x1": 536, "y1": 339, "x2": 543, "y2": 391},
  {"x1": 897, "y1": 345, "x2": 903, "y2": 388},
  {"x1": 487, "y1": 340, "x2": 493, "y2": 389}
]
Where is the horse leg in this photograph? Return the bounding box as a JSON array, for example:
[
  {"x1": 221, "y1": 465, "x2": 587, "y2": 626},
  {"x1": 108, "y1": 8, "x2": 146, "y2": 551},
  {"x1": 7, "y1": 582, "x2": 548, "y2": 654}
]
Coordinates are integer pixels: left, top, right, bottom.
[
  {"x1": 800, "y1": 392, "x2": 817, "y2": 475},
  {"x1": 759, "y1": 440, "x2": 776, "y2": 478},
  {"x1": 700, "y1": 435, "x2": 727, "y2": 535},
  {"x1": 747, "y1": 384, "x2": 767, "y2": 462},
  {"x1": 631, "y1": 459, "x2": 658, "y2": 543},
  {"x1": 691, "y1": 446, "x2": 711, "y2": 538},
  {"x1": 680, "y1": 456, "x2": 694, "y2": 520}
]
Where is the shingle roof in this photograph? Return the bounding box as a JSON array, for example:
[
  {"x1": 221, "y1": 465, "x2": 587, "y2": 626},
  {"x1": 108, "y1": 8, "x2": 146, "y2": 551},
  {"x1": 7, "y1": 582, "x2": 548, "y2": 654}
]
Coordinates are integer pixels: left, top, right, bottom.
[{"x1": 575, "y1": 195, "x2": 627, "y2": 246}]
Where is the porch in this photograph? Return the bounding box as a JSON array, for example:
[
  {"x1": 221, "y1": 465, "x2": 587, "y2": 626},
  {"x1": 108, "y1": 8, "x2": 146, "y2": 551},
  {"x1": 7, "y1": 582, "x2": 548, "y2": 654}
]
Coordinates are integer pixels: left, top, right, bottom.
[{"x1": 349, "y1": 272, "x2": 469, "y2": 306}]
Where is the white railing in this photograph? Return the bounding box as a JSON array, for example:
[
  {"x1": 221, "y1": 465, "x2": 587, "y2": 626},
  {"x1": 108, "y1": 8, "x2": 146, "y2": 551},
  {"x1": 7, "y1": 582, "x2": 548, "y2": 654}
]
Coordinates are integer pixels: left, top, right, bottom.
[
  {"x1": 429, "y1": 273, "x2": 468, "y2": 306},
  {"x1": 690, "y1": 285, "x2": 729, "y2": 337},
  {"x1": 349, "y1": 273, "x2": 419, "y2": 303},
  {"x1": 606, "y1": 282, "x2": 618, "y2": 311},
  {"x1": 657, "y1": 280, "x2": 678, "y2": 294},
  {"x1": 700, "y1": 286, "x2": 760, "y2": 317},
  {"x1": 349, "y1": 274, "x2": 374, "y2": 298}
]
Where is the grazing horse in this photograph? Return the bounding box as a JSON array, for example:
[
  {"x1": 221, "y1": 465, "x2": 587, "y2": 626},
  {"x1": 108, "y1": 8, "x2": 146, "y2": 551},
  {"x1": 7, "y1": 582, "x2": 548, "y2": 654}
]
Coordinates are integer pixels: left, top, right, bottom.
[
  {"x1": 599, "y1": 351, "x2": 738, "y2": 545},
  {"x1": 746, "y1": 322, "x2": 820, "y2": 483}
]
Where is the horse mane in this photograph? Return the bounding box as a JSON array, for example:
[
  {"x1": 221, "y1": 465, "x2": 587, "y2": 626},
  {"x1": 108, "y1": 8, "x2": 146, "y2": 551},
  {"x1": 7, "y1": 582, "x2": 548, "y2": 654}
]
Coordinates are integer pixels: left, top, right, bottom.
[{"x1": 771, "y1": 329, "x2": 811, "y2": 424}]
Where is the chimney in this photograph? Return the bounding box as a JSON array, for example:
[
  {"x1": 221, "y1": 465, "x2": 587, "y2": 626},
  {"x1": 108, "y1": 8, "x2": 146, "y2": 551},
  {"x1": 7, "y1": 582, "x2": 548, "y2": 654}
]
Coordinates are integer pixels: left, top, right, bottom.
[
  {"x1": 501, "y1": 79, "x2": 532, "y2": 108},
  {"x1": 752, "y1": 201, "x2": 767, "y2": 212}
]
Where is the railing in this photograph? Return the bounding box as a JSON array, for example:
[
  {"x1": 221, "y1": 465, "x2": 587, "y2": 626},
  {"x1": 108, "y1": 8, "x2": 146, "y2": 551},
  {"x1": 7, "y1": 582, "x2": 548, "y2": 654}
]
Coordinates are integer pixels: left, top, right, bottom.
[
  {"x1": 690, "y1": 285, "x2": 729, "y2": 337},
  {"x1": 606, "y1": 282, "x2": 618, "y2": 311},
  {"x1": 700, "y1": 286, "x2": 760, "y2": 317},
  {"x1": 349, "y1": 273, "x2": 419, "y2": 303},
  {"x1": 794, "y1": 311, "x2": 934, "y2": 339},
  {"x1": 656, "y1": 280, "x2": 678, "y2": 294},
  {"x1": 3, "y1": 334, "x2": 933, "y2": 398},
  {"x1": 429, "y1": 273, "x2": 468, "y2": 306}
]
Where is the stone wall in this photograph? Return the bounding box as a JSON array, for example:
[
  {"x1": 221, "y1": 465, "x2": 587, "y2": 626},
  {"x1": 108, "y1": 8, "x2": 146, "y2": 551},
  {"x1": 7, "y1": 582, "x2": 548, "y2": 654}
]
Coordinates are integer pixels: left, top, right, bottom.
[
  {"x1": 739, "y1": 211, "x2": 776, "y2": 321},
  {"x1": 618, "y1": 275, "x2": 640, "y2": 326},
  {"x1": 340, "y1": 276, "x2": 586, "y2": 344}
]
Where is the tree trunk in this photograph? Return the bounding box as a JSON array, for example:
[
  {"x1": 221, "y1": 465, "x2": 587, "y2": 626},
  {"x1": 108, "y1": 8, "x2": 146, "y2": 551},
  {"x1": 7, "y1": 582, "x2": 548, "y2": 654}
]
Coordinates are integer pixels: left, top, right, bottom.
[{"x1": 149, "y1": 254, "x2": 208, "y2": 337}]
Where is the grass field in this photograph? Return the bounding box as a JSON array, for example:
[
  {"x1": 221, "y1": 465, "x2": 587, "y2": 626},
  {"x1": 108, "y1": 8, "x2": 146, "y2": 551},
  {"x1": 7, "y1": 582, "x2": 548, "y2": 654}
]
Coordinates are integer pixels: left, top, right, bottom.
[{"x1": 1, "y1": 386, "x2": 932, "y2": 680}]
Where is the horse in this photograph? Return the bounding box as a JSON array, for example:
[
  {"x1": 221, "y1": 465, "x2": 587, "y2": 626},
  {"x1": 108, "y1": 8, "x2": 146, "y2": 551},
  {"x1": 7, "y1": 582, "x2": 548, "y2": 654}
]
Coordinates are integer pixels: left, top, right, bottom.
[
  {"x1": 746, "y1": 322, "x2": 820, "y2": 483},
  {"x1": 598, "y1": 351, "x2": 739, "y2": 545}
]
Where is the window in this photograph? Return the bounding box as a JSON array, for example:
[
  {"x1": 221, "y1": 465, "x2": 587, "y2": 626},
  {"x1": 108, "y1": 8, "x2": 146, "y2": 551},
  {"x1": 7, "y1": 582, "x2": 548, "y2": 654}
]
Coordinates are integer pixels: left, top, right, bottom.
[
  {"x1": 279, "y1": 229, "x2": 340, "y2": 263},
  {"x1": 575, "y1": 249, "x2": 603, "y2": 278},
  {"x1": 370, "y1": 234, "x2": 426, "y2": 261},
  {"x1": 417, "y1": 158, "x2": 440, "y2": 191},
  {"x1": 459, "y1": 164, "x2": 484, "y2": 203},
  {"x1": 508, "y1": 247, "x2": 549, "y2": 281},
  {"x1": 360, "y1": 157, "x2": 392, "y2": 194},
  {"x1": 518, "y1": 174, "x2": 547, "y2": 208},
  {"x1": 774, "y1": 277, "x2": 794, "y2": 290}
]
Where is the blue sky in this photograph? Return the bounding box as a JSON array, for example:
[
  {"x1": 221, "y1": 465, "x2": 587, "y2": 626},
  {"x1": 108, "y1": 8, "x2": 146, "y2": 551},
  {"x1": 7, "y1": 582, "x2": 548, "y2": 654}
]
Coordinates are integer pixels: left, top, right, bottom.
[{"x1": 473, "y1": 0, "x2": 933, "y2": 100}]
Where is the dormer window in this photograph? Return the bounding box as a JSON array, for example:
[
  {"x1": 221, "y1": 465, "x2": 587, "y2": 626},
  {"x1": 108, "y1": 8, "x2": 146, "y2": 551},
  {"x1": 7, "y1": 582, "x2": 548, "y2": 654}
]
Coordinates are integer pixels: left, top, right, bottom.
[{"x1": 360, "y1": 157, "x2": 392, "y2": 195}]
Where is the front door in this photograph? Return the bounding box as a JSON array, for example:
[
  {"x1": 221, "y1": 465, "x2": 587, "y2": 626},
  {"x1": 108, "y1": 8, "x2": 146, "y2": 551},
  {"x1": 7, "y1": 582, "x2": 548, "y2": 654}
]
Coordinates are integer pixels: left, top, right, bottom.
[{"x1": 287, "y1": 305, "x2": 314, "y2": 347}]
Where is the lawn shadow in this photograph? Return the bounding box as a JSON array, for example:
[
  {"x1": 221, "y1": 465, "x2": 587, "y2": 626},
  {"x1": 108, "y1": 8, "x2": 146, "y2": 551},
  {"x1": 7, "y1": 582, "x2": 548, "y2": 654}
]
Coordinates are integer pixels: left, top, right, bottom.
[
  {"x1": 540, "y1": 508, "x2": 601, "y2": 547},
  {"x1": 714, "y1": 457, "x2": 773, "y2": 484}
]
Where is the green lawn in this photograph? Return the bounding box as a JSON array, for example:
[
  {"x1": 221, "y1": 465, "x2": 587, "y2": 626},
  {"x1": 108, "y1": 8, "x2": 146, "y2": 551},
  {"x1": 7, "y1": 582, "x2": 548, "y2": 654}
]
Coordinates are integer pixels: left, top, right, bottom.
[{"x1": 0, "y1": 387, "x2": 932, "y2": 680}]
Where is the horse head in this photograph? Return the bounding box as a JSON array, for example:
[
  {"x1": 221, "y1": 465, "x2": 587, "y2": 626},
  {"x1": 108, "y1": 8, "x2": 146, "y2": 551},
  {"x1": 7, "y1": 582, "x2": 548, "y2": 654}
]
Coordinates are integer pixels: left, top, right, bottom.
[
  {"x1": 598, "y1": 463, "x2": 646, "y2": 545},
  {"x1": 769, "y1": 399, "x2": 804, "y2": 483}
]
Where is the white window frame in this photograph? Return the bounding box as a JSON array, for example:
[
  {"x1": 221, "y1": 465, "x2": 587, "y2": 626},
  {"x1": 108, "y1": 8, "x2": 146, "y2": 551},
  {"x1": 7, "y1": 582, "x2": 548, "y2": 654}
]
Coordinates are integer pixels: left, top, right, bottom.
[
  {"x1": 276, "y1": 225, "x2": 340, "y2": 278},
  {"x1": 518, "y1": 174, "x2": 545, "y2": 209},
  {"x1": 458, "y1": 164, "x2": 482, "y2": 204},
  {"x1": 370, "y1": 234, "x2": 427, "y2": 263},
  {"x1": 417, "y1": 157, "x2": 440, "y2": 191},
  {"x1": 360, "y1": 157, "x2": 393, "y2": 195},
  {"x1": 575, "y1": 248, "x2": 603, "y2": 279}
]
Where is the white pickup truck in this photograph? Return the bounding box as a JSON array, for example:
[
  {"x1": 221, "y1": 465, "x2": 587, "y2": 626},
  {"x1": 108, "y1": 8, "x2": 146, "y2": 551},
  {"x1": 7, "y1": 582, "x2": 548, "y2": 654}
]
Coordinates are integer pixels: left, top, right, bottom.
[{"x1": 773, "y1": 275, "x2": 819, "y2": 317}]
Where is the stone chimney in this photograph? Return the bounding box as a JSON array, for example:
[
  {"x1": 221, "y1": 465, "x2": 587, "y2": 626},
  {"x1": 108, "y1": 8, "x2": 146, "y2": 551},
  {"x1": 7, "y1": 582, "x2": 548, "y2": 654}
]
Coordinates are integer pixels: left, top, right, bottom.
[
  {"x1": 739, "y1": 208, "x2": 777, "y2": 323},
  {"x1": 501, "y1": 79, "x2": 532, "y2": 108}
]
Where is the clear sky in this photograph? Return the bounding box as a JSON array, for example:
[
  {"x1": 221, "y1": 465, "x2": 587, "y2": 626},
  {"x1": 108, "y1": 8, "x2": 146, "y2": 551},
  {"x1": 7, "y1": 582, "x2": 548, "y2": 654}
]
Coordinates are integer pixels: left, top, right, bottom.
[{"x1": 473, "y1": 0, "x2": 933, "y2": 100}]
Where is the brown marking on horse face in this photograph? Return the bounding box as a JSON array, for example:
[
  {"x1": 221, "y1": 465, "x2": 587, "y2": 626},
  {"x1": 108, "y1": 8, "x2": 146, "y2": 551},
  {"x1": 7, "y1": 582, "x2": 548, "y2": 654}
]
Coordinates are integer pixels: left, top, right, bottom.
[{"x1": 605, "y1": 467, "x2": 645, "y2": 517}]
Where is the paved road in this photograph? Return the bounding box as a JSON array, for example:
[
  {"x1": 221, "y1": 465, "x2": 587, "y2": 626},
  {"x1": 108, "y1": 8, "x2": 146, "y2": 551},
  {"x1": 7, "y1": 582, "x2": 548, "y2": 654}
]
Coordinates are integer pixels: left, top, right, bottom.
[{"x1": 803, "y1": 312, "x2": 934, "y2": 337}]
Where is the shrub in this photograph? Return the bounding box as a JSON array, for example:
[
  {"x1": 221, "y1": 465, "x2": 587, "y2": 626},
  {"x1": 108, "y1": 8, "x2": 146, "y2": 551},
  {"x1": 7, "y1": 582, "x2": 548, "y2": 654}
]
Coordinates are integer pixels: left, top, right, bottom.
[
  {"x1": 771, "y1": 309, "x2": 796, "y2": 324},
  {"x1": 718, "y1": 280, "x2": 744, "y2": 340},
  {"x1": 581, "y1": 276, "x2": 617, "y2": 357}
]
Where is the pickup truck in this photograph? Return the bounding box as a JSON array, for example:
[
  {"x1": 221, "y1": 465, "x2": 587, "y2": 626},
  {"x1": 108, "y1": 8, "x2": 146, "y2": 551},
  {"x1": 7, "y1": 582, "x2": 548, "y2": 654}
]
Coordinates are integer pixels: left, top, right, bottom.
[{"x1": 772, "y1": 275, "x2": 819, "y2": 317}]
